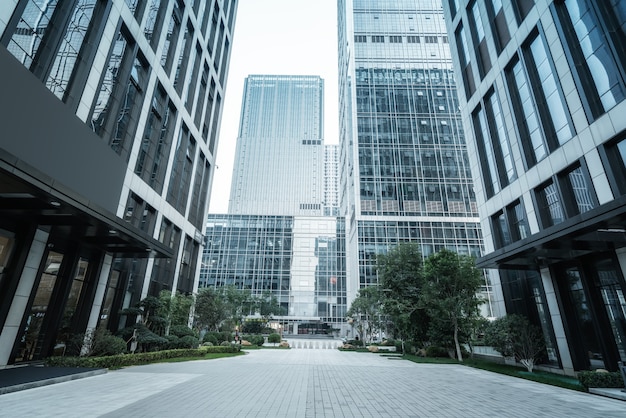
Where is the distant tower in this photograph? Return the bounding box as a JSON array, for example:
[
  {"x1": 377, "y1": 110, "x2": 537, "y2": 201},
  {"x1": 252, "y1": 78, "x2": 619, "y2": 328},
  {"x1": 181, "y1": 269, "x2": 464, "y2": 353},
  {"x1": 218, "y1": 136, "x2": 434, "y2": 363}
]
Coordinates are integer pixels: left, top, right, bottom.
[
  {"x1": 228, "y1": 75, "x2": 324, "y2": 216},
  {"x1": 323, "y1": 145, "x2": 340, "y2": 216}
]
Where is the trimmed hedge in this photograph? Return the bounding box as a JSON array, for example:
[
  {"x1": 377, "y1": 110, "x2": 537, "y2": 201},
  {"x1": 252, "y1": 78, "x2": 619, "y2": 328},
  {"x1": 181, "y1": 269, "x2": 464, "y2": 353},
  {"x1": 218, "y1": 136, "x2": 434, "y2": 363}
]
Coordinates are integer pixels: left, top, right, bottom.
[
  {"x1": 45, "y1": 346, "x2": 240, "y2": 369},
  {"x1": 577, "y1": 371, "x2": 624, "y2": 389}
]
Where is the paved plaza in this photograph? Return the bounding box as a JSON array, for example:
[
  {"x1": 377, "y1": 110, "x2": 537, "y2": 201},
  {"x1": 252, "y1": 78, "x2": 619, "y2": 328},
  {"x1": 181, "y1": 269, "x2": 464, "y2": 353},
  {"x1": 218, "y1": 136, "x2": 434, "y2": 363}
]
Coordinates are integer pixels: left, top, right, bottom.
[{"x1": 0, "y1": 348, "x2": 624, "y2": 417}]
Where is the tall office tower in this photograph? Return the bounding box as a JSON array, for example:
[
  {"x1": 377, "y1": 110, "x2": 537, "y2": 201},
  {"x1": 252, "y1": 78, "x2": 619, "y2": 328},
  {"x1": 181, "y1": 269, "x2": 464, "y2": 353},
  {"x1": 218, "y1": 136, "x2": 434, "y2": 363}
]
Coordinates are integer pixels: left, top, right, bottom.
[
  {"x1": 443, "y1": 0, "x2": 626, "y2": 374},
  {"x1": 323, "y1": 145, "x2": 341, "y2": 216},
  {"x1": 228, "y1": 75, "x2": 324, "y2": 216},
  {"x1": 337, "y1": 0, "x2": 488, "y2": 310},
  {"x1": 0, "y1": 0, "x2": 236, "y2": 366}
]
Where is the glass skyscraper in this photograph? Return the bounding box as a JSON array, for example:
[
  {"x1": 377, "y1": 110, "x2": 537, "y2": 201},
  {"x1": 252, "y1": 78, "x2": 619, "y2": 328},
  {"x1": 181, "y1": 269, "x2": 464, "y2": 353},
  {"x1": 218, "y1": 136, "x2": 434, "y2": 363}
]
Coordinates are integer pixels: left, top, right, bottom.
[
  {"x1": 338, "y1": 0, "x2": 489, "y2": 311},
  {"x1": 229, "y1": 75, "x2": 324, "y2": 216}
]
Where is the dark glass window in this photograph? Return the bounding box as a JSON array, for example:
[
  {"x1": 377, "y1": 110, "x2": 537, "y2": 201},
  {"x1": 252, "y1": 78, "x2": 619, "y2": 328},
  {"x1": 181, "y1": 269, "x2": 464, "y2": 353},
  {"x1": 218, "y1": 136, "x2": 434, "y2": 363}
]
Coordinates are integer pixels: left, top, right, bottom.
[
  {"x1": 561, "y1": 164, "x2": 596, "y2": 215},
  {"x1": 512, "y1": 0, "x2": 534, "y2": 23},
  {"x1": 604, "y1": 136, "x2": 626, "y2": 196},
  {"x1": 135, "y1": 85, "x2": 176, "y2": 193},
  {"x1": 174, "y1": 21, "x2": 194, "y2": 94},
  {"x1": 161, "y1": 0, "x2": 184, "y2": 73},
  {"x1": 536, "y1": 181, "x2": 565, "y2": 228},
  {"x1": 553, "y1": 0, "x2": 626, "y2": 120},
  {"x1": 90, "y1": 29, "x2": 149, "y2": 159},
  {"x1": 455, "y1": 24, "x2": 475, "y2": 98},
  {"x1": 508, "y1": 200, "x2": 530, "y2": 241},
  {"x1": 467, "y1": 0, "x2": 491, "y2": 77},
  {"x1": 491, "y1": 211, "x2": 511, "y2": 249},
  {"x1": 167, "y1": 125, "x2": 196, "y2": 214},
  {"x1": 144, "y1": 0, "x2": 166, "y2": 48},
  {"x1": 487, "y1": 0, "x2": 510, "y2": 53}
]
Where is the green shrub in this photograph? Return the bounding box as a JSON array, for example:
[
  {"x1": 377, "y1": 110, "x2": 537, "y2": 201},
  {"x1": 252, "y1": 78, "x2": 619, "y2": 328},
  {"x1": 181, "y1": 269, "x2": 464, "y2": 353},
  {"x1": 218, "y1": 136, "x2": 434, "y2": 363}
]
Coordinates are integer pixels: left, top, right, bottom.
[
  {"x1": 425, "y1": 346, "x2": 449, "y2": 358},
  {"x1": 268, "y1": 333, "x2": 281, "y2": 345},
  {"x1": 92, "y1": 332, "x2": 128, "y2": 356},
  {"x1": 203, "y1": 333, "x2": 218, "y2": 345},
  {"x1": 170, "y1": 325, "x2": 196, "y2": 338},
  {"x1": 347, "y1": 339, "x2": 364, "y2": 347},
  {"x1": 245, "y1": 335, "x2": 264, "y2": 346},
  {"x1": 45, "y1": 346, "x2": 240, "y2": 369},
  {"x1": 179, "y1": 335, "x2": 199, "y2": 348},
  {"x1": 577, "y1": 371, "x2": 624, "y2": 389},
  {"x1": 220, "y1": 341, "x2": 232, "y2": 347}
]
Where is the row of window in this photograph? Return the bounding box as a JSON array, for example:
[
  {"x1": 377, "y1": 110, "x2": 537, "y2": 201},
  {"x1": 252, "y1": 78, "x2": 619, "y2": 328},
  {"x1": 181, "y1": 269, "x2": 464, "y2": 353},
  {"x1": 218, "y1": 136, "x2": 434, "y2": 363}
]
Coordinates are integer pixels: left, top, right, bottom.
[
  {"x1": 355, "y1": 34, "x2": 447, "y2": 44},
  {"x1": 492, "y1": 130, "x2": 626, "y2": 250}
]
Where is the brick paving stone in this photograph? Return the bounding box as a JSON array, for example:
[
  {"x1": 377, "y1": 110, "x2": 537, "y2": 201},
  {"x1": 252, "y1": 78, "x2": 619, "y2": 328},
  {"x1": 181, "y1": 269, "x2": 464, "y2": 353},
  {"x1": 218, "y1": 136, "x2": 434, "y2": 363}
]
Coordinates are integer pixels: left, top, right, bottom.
[{"x1": 0, "y1": 349, "x2": 624, "y2": 417}]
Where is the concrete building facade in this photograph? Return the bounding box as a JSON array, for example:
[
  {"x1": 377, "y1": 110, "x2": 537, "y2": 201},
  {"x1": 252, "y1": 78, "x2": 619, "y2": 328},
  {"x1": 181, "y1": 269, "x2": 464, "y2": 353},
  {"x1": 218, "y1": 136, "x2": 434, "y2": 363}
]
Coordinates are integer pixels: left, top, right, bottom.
[
  {"x1": 443, "y1": 0, "x2": 626, "y2": 373},
  {"x1": 0, "y1": 0, "x2": 236, "y2": 366}
]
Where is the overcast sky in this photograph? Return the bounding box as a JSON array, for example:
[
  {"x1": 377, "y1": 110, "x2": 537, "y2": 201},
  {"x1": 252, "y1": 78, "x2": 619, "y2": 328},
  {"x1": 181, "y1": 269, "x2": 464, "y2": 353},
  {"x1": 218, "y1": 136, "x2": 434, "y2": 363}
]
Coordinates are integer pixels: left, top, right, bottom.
[{"x1": 208, "y1": 0, "x2": 339, "y2": 213}]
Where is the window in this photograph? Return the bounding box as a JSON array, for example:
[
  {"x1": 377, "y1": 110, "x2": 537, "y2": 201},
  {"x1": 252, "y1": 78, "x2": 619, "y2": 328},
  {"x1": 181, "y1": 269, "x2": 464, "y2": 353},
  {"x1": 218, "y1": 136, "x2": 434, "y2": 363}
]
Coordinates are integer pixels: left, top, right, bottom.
[
  {"x1": 355, "y1": 35, "x2": 367, "y2": 42},
  {"x1": 124, "y1": 193, "x2": 156, "y2": 233},
  {"x1": 144, "y1": 0, "x2": 166, "y2": 48},
  {"x1": 468, "y1": 0, "x2": 491, "y2": 77},
  {"x1": 174, "y1": 21, "x2": 194, "y2": 94},
  {"x1": 507, "y1": 200, "x2": 529, "y2": 241},
  {"x1": 90, "y1": 28, "x2": 148, "y2": 159},
  {"x1": 561, "y1": 165, "x2": 596, "y2": 215},
  {"x1": 424, "y1": 36, "x2": 438, "y2": 43},
  {"x1": 161, "y1": 0, "x2": 184, "y2": 72},
  {"x1": 604, "y1": 136, "x2": 626, "y2": 196},
  {"x1": 389, "y1": 36, "x2": 402, "y2": 43},
  {"x1": 536, "y1": 181, "x2": 565, "y2": 228},
  {"x1": 492, "y1": 211, "x2": 511, "y2": 248},
  {"x1": 167, "y1": 125, "x2": 196, "y2": 214},
  {"x1": 487, "y1": 0, "x2": 511, "y2": 53},
  {"x1": 473, "y1": 106, "x2": 500, "y2": 197},
  {"x1": 455, "y1": 24, "x2": 476, "y2": 97},
  {"x1": 505, "y1": 31, "x2": 574, "y2": 168},
  {"x1": 553, "y1": 0, "x2": 626, "y2": 120},
  {"x1": 407, "y1": 35, "x2": 420, "y2": 43},
  {"x1": 135, "y1": 84, "x2": 176, "y2": 193},
  {"x1": 512, "y1": 0, "x2": 534, "y2": 23},
  {"x1": 371, "y1": 36, "x2": 385, "y2": 43}
]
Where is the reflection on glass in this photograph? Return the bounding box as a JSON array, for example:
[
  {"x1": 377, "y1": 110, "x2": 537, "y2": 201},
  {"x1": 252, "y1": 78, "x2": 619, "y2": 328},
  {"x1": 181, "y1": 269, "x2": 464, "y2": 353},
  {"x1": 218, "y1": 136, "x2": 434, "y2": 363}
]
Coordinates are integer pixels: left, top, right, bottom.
[
  {"x1": 595, "y1": 259, "x2": 626, "y2": 362},
  {"x1": 14, "y1": 251, "x2": 63, "y2": 362},
  {"x1": 566, "y1": 267, "x2": 605, "y2": 369}
]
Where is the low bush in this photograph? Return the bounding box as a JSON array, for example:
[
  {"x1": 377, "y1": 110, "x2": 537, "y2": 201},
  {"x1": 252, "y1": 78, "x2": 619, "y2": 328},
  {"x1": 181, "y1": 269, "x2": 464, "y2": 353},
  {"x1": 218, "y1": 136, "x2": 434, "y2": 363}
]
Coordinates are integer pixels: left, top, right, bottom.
[
  {"x1": 45, "y1": 346, "x2": 240, "y2": 369},
  {"x1": 347, "y1": 339, "x2": 364, "y2": 347},
  {"x1": 203, "y1": 333, "x2": 218, "y2": 345},
  {"x1": 425, "y1": 346, "x2": 449, "y2": 358},
  {"x1": 241, "y1": 334, "x2": 264, "y2": 346},
  {"x1": 577, "y1": 370, "x2": 624, "y2": 389},
  {"x1": 169, "y1": 325, "x2": 197, "y2": 338},
  {"x1": 268, "y1": 333, "x2": 281, "y2": 345}
]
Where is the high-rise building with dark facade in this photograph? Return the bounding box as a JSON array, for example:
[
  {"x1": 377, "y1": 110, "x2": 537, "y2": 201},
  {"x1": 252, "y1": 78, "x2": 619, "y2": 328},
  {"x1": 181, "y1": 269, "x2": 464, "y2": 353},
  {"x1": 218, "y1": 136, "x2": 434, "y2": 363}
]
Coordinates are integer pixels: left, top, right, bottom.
[
  {"x1": 338, "y1": 0, "x2": 491, "y2": 314},
  {"x1": 0, "y1": 0, "x2": 236, "y2": 366},
  {"x1": 443, "y1": 0, "x2": 626, "y2": 374}
]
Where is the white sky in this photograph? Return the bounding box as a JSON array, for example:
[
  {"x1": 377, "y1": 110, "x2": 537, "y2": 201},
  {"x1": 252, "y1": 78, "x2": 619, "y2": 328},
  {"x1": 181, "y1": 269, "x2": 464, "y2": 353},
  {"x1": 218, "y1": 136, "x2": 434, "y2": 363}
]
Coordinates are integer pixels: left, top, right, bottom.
[{"x1": 208, "y1": 0, "x2": 339, "y2": 213}]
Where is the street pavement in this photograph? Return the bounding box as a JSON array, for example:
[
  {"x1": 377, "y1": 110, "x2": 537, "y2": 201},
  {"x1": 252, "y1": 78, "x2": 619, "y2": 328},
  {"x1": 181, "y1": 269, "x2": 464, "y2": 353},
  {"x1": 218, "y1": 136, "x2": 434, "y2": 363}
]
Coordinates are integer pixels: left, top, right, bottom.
[{"x1": 0, "y1": 348, "x2": 624, "y2": 417}]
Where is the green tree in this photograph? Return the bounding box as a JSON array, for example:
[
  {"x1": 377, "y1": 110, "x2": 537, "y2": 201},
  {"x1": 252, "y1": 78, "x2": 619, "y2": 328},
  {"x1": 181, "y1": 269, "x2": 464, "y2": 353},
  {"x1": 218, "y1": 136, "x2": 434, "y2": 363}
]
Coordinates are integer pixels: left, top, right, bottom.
[
  {"x1": 159, "y1": 290, "x2": 194, "y2": 335},
  {"x1": 376, "y1": 242, "x2": 425, "y2": 350},
  {"x1": 194, "y1": 287, "x2": 226, "y2": 331},
  {"x1": 346, "y1": 286, "x2": 382, "y2": 343},
  {"x1": 421, "y1": 249, "x2": 484, "y2": 362},
  {"x1": 484, "y1": 314, "x2": 546, "y2": 372}
]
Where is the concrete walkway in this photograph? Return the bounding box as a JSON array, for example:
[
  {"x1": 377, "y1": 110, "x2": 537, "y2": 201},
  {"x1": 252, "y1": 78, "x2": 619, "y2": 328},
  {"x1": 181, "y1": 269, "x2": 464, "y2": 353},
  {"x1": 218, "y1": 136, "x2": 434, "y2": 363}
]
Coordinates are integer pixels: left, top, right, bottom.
[{"x1": 0, "y1": 349, "x2": 624, "y2": 417}]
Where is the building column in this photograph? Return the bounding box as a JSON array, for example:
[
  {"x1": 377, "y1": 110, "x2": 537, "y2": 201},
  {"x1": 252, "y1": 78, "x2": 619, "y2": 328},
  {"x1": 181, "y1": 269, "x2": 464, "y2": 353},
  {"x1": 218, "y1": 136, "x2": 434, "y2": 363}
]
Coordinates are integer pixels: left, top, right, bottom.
[
  {"x1": 0, "y1": 229, "x2": 49, "y2": 367},
  {"x1": 540, "y1": 266, "x2": 575, "y2": 375},
  {"x1": 80, "y1": 254, "x2": 112, "y2": 355}
]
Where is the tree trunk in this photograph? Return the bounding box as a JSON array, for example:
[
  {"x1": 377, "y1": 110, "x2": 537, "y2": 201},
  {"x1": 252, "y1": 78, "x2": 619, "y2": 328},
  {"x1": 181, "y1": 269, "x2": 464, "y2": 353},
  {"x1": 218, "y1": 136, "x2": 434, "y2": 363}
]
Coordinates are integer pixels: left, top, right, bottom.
[{"x1": 454, "y1": 322, "x2": 463, "y2": 362}]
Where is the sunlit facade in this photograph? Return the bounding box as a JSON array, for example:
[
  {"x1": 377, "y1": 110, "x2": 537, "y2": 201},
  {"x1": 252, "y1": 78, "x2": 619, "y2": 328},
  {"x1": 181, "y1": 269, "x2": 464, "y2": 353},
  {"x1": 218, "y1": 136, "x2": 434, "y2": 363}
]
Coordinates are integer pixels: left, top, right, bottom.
[
  {"x1": 444, "y1": 0, "x2": 626, "y2": 374},
  {"x1": 0, "y1": 0, "x2": 236, "y2": 366},
  {"x1": 338, "y1": 0, "x2": 491, "y2": 314}
]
